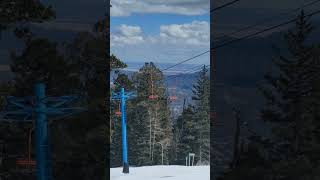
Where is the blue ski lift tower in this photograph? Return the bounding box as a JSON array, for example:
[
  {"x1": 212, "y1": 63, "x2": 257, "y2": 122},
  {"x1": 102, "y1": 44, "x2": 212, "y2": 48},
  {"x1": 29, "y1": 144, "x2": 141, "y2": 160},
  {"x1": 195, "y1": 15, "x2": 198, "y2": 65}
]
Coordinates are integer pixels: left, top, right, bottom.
[
  {"x1": 0, "y1": 83, "x2": 86, "y2": 180},
  {"x1": 111, "y1": 87, "x2": 136, "y2": 174}
]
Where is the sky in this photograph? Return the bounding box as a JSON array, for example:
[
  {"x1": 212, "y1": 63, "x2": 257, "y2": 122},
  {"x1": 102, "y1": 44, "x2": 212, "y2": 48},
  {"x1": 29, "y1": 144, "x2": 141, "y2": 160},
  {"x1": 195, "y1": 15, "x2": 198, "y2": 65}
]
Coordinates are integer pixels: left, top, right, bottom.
[
  {"x1": 1, "y1": 0, "x2": 320, "y2": 70},
  {"x1": 212, "y1": 0, "x2": 320, "y2": 36},
  {"x1": 110, "y1": 0, "x2": 211, "y2": 66},
  {"x1": 109, "y1": 0, "x2": 320, "y2": 66}
]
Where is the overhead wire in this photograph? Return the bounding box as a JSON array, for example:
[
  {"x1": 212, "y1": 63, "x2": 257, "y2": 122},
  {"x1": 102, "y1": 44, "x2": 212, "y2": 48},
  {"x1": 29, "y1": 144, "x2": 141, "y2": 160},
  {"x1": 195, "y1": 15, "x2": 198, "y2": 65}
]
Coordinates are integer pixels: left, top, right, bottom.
[
  {"x1": 108, "y1": 0, "x2": 237, "y2": 73},
  {"x1": 161, "y1": 51, "x2": 210, "y2": 72},
  {"x1": 212, "y1": 9, "x2": 320, "y2": 50},
  {"x1": 112, "y1": 9, "x2": 320, "y2": 105},
  {"x1": 210, "y1": 0, "x2": 240, "y2": 12},
  {"x1": 109, "y1": 0, "x2": 236, "y2": 73},
  {"x1": 165, "y1": 64, "x2": 209, "y2": 81},
  {"x1": 213, "y1": 0, "x2": 320, "y2": 42},
  {"x1": 4, "y1": 2, "x2": 316, "y2": 108},
  {"x1": 160, "y1": 9, "x2": 320, "y2": 72}
]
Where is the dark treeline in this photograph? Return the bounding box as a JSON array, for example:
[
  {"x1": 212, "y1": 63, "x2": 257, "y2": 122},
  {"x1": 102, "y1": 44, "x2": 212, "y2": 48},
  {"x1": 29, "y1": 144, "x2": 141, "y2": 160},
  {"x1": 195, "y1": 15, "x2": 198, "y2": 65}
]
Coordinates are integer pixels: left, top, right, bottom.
[
  {"x1": 0, "y1": 1, "x2": 109, "y2": 180},
  {"x1": 110, "y1": 62, "x2": 210, "y2": 167},
  {"x1": 0, "y1": 1, "x2": 211, "y2": 179},
  {"x1": 215, "y1": 11, "x2": 320, "y2": 180}
]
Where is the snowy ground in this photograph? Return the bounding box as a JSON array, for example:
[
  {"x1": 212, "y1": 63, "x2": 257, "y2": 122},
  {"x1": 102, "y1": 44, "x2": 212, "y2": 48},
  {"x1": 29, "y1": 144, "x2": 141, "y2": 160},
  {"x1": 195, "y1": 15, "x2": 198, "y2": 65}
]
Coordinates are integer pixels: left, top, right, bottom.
[{"x1": 110, "y1": 165, "x2": 210, "y2": 180}]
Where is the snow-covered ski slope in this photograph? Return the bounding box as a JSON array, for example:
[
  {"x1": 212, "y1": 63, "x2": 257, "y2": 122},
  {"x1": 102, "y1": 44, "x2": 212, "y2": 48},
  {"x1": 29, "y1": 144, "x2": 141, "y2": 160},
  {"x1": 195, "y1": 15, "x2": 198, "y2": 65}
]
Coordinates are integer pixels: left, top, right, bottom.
[{"x1": 111, "y1": 165, "x2": 210, "y2": 180}]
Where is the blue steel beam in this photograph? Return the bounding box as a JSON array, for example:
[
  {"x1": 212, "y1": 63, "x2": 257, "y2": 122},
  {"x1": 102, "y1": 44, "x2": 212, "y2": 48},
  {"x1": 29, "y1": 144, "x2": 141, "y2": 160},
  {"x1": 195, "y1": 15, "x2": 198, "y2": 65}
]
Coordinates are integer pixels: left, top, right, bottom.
[
  {"x1": 34, "y1": 83, "x2": 49, "y2": 180},
  {"x1": 0, "y1": 83, "x2": 87, "y2": 180},
  {"x1": 120, "y1": 88, "x2": 129, "y2": 173},
  {"x1": 111, "y1": 87, "x2": 136, "y2": 174}
]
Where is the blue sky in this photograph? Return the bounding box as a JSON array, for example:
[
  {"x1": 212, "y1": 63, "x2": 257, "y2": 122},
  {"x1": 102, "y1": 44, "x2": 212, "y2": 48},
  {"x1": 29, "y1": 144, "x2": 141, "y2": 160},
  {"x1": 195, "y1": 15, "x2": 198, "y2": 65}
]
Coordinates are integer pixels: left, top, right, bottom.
[
  {"x1": 111, "y1": 14, "x2": 210, "y2": 36},
  {"x1": 2, "y1": 0, "x2": 320, "y2": 68},
  {"x1": 110, "y1": 0, "x2": 210, "y2": 66}
]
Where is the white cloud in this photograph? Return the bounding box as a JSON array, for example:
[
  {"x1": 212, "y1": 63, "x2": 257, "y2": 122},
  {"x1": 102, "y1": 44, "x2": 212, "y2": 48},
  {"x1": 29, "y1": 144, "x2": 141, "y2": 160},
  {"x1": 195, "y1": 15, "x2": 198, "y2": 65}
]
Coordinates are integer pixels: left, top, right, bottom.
[
  {"x1": 110, "y1": 0, "x2": 209, "y2": 16},
  {"x1": 111, "y1": 21, "x2": 209, "y2": 65},
  {"x1": 160, "y1": 21, "x2": 209, "y2": 45},
  {"x1": 111, "y1": 21, "x2": 209, "y2": 47},
  {"x1": 118, "y1": 25, "x2": 142, "y2": 36},
  {"x1": 111, "y1": 24, "x2": 145, "y2": 46}
]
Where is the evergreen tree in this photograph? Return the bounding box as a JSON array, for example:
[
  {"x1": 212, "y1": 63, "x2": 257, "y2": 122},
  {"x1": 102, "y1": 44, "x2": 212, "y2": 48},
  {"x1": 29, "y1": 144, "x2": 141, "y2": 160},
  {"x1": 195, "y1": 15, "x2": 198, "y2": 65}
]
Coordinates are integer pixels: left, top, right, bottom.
[
  {"x1": 111, "y1": 54, "x2": 127, "y2": 71},
  {"x1": 218, "y1": 11, "x2": 320, "y2": 180},
  {"x1": 4, "y1": 32, "x2": 108, "y2": 180},
  {"x1": 171, "y1": 65, "x2": 210, "y2": 165},
  {"x1": 260, "y1": 11, "x2": 314, "y2": 156},
  {"x1": 192, "y1": 65, "x2": 210, "y2": 164},
  {"x1": 10, "y1": 38, "x2": 78, "y2": 96},
  {"x1": 0, "y1": 0, "x2": 55, "y2": 35},
  {"x1": 307, "y1": 45, "x2": 320, "y2": 164},
  {"x1": 128, "y1": 62, "x2": 172, "y2": 166},
  {"x1": 127, "y1": 103, "x2": 151, "y2": 166},
  {"x1": 174, "y1": 105, "x2": 197, "y2": 165},
  {"x1": 59, "y1": 31, "x2": 109, "y2": 180}
]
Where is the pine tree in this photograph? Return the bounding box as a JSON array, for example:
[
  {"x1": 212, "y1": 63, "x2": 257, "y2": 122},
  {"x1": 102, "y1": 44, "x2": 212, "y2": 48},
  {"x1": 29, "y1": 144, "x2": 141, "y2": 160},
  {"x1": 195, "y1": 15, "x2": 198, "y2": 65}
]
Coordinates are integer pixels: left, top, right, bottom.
[
  {"x1": 218, "y1": 11, "x2": 320, "y2": 180},
  {"x1": 174, "y1": 105, "x2": 197, "y2": 165},
  {"x1": 127, "y1": 103, "x2": 151, "y2": 166},
  {"x1": 54, "y1": 32, "x2": 107, "y2": 180},
  {"x1": 10, "y1": 38, "x2": 78, "y2": 96},
  {"x1": 111, "y1": 54, "x2": 127, "y2": 71},
  {"x1": 129, "y1": 62, "x2": 172, "y2": 166},
  {"x1": 0, "y1": 0, "x2": 55, "y2": 35},
  {"x1": 260, "y1": 11, "x2": 315, "y2": 159},
  {"x1": 192, "y1": 65, "x2": 210, "y2": 164}
]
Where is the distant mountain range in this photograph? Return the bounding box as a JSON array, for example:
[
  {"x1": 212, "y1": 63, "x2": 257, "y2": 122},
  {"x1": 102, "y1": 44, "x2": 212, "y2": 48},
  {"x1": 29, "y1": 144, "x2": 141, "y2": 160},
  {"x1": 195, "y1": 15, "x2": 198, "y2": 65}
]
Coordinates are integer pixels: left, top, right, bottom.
[
  {"x1": 111, "y1": 66, "x2": 204, "y2": 118},
  {"x1": 122, "y1": 62, "x2": 209, "y2": 75}
]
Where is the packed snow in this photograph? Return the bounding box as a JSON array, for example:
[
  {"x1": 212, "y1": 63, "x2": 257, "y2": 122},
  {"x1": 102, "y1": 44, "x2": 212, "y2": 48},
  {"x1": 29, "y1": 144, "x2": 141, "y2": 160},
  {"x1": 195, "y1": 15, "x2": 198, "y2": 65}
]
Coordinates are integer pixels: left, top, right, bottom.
[{"x1": 110, "y1": 165, "x2": 210, "y2": 180}]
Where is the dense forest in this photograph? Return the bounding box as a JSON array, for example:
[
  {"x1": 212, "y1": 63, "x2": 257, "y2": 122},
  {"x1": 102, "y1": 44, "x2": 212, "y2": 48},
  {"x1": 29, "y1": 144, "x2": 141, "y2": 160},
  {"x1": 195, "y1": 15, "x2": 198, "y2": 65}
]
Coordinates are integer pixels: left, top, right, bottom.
[
  {"x1": 110, "y1": 62, "x2": 210, "y2": 167},
  {"x1": 0, "y1": 1, "x2": 110, "y2": 179},
  {"x1": 0, "y1": 1, "x2": 211, "y2": 179},
  {"x1": 215, "y1": 11, "x2": 320, "y2": 180}
]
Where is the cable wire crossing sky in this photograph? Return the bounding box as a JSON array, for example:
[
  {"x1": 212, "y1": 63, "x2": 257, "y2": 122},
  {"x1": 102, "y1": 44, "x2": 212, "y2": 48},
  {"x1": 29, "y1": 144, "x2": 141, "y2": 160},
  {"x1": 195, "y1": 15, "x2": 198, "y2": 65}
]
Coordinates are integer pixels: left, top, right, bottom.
[{"x1": 110, "y1": 0, "x2": 210, "y2": 65}]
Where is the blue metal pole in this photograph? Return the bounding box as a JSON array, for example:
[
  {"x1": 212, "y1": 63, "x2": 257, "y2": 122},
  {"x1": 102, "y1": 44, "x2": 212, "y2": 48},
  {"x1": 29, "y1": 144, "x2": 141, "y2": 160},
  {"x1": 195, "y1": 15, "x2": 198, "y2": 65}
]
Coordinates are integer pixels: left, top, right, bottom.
[
  {"x1": 35, "y1": 83, "x2": 49, "y2": 180},
  {"x1": 121, "y1": 87, "x2": 129, "y2": 173}
]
